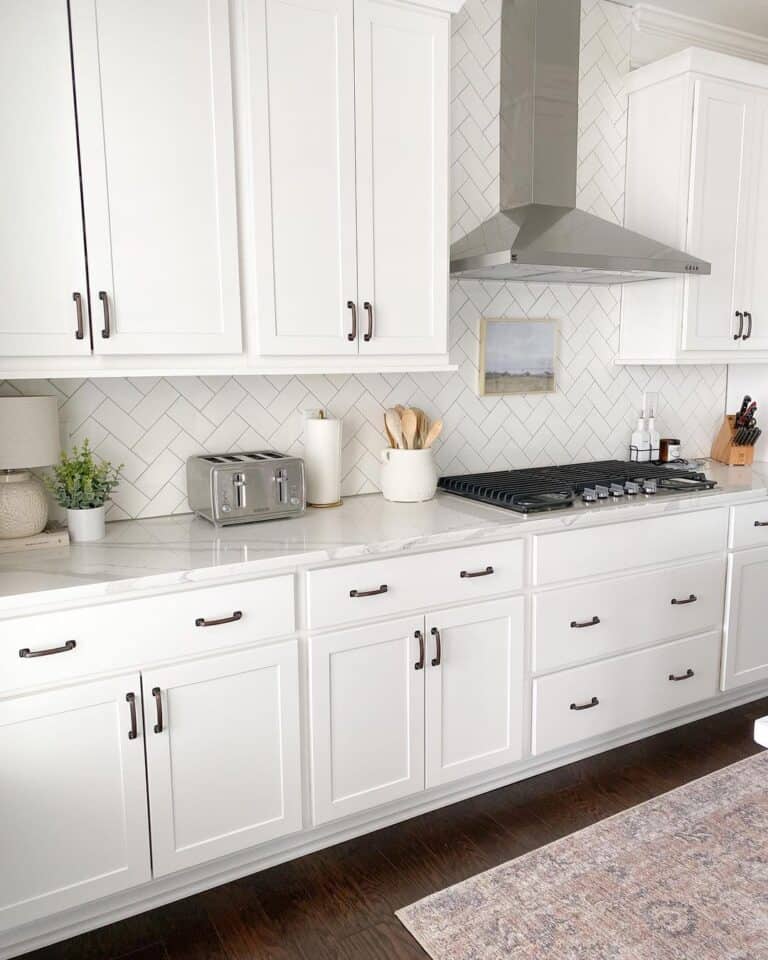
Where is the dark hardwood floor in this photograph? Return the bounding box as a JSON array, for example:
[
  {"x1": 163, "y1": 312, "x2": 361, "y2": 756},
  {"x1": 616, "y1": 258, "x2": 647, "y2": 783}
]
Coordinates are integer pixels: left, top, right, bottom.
[{"x1": 21, "y1": 697, "x2": 768, "y2": 960}]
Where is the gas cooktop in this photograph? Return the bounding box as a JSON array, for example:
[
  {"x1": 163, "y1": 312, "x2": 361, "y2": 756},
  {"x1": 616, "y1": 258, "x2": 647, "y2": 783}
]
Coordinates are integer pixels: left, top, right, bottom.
[{"x1": 438, "y1": 460, "x2": 717, "y2": 514}]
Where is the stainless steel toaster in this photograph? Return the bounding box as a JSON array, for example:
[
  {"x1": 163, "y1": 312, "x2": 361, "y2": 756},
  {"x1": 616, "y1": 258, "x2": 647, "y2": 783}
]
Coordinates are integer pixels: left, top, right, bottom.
[{"x1": 186, "y1": 451, "x2": 306, "y2": 525}]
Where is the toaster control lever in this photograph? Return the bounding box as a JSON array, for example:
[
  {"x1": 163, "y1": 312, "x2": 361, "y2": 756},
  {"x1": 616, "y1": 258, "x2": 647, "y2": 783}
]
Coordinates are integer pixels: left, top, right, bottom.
[
  {"x1": 276, "y1": 468, "x2": 288, "y2": 504},
  {"x1": 233, "y1": 472, "x2": 247, "y2": 509}
]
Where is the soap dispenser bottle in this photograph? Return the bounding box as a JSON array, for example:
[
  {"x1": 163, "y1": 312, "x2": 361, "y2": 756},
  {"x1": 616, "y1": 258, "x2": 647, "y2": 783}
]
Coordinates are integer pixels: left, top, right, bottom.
[{"x1": 630, "y1": 413, "x2": 651, "y2": 462}]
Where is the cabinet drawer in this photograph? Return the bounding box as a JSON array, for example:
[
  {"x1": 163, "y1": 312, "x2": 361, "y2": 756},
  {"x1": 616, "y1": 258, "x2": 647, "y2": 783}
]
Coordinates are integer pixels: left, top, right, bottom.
[
  {"x1": 0, "y1": 574, "x2": 294, "y2": 694},
  {"x1": 532, "y1": 558, "x2": 725, "y2": 673},
  {"x1": 306, "y1": 540, "x2": 524, "y2": 630},
  {"x1": 532, "y1": 632, "x2": 721, "y2": 755},
  {"x1": 533, "y1": 508, "x2": 727, "y2": 586},
  {"x1": 729, "y1": 501, "x2": 768, "y2": 550}
]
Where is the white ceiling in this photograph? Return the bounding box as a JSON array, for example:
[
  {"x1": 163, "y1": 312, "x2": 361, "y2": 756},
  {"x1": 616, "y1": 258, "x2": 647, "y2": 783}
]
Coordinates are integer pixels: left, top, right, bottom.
[{"x1": 614, "y1": 0, "x2": 768, "y2": 38}]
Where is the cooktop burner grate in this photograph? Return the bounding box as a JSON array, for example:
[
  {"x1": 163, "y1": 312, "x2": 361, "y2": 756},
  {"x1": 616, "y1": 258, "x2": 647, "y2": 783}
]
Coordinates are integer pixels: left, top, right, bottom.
[{"x1": 438, "y1": 460, "x2": 716, "y2": 513}]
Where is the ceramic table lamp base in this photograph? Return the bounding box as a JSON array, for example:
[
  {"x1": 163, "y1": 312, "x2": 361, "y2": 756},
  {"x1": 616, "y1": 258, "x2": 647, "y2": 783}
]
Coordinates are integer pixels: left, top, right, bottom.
[{"x1": 0, "y1": 471, "x2": 49, "y2": 539}]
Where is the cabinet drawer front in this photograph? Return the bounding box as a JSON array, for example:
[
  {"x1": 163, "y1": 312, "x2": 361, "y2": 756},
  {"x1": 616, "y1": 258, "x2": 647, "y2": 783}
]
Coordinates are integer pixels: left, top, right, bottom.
[
  {"x1": 0, "y1": 575, "x2": 294, "y2": 694},
  {"x1": 729, "y1": 501, "x2": 768, "y2": 550},
  {"x1": 533, "y1": 508, "x2": 727, "y2": 586},
  {"x1": 532, "y1": 632, "x2": 721, "y2": 755},
  {"x1": 306, "y1": 540, "x2": 524, "y2": 630},
  {"x1": 533, "y1": 558, "x2": 725, "y2": 673}
]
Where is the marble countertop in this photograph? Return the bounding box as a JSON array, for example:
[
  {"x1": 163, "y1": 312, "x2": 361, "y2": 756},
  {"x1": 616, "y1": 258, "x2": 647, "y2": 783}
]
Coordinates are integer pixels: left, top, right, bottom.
[{"x1": 1, "y1": 460, "x2": 766, "y2": 615}]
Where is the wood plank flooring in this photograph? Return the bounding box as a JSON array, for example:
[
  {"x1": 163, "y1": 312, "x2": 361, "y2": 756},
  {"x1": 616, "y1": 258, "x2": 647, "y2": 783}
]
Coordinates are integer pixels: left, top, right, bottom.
[{"x1": 21, "y1": 697, "x2": 768, "y2": 960}]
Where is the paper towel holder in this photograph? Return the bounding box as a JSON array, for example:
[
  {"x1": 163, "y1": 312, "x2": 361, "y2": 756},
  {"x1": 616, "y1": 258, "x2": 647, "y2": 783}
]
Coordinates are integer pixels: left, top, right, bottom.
[{"x1": 305, "y1": 410, "x2": 343, "y2": 509}]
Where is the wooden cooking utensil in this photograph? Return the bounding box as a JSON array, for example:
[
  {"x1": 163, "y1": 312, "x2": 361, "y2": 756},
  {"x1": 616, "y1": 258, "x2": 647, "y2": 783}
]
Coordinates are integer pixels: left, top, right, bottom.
[
  {"x1": 410, "y1": 407, "x2": 428, "y2": 448},
  {"x1": 383, "y1": 414, "x2": 396, "y2": 448},
  {"x1": 400, "y1": 408, "x2": 418, "y2": 450},
  {"x1": 423, "y1": 418, "x2": 443, "y2": 448},
  {"x1": 385, "y1": 408, "x2": 405, "y2": 449}
]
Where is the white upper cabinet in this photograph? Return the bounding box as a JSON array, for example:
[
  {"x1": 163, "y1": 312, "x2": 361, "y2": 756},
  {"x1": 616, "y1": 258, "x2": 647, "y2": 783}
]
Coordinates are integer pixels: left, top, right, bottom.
[
  {"x1": 251, "y1": 0, "x2": 451, "y2": 359},
  {"x1": 0, "y1": 0, "x2": 90, "y2": 357},
  {"x1": 70, "y1": 0, "x2": 242, "y2": 355},
  {"x1": 620, "y1": 49, "x2": 768, "y2": 364}
]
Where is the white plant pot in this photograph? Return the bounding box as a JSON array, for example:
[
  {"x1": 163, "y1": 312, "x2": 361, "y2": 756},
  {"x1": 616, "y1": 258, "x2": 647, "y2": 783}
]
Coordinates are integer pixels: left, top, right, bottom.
[
  {"x1": 380, "y1": 448, "x2": 437, "y2": 502},
  {"x1": 66, "y1": 505, "x2": 106, "y2": 542}
]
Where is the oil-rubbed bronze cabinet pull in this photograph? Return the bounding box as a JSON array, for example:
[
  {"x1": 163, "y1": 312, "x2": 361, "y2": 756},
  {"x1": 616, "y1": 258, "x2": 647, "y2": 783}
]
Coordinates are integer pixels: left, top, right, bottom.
[
  {"x1": 570, "y1": 696, "x2": 599, "y2": 711},
  {"x1": 126, "y1": 692, "x2": 138, "y2": 740},
  {"x1": 743, "y1": 311, "x2": 753, "y2": 341},
  {"x1": 668, "y1": 668, "x2": 694, "y2": 682},
  {"x1": 152, "y1": 687, "x2": 163, "y2": 733},
  {"x1": 460, "y1": 566, "x2": 494, "y2": 579},
  {"x1": 349, "y1": 584, "x2": 388, "y2": 598},
  {"x1": 734, "y1": 311, "x2": 744, "y2": 340},
  {"x1": 754, "y1": 521, "x2": 768, "y2": 527},
  {"x1": 99, "y1": 291, "x2": 111, "y2": 338},
  {"x1": 195, "y1": 610, "x2": 243, "y2": 627},
  {"x1": 414, "y1": 630, "x2": 425, "y2": 671},
  {"x1": 570, "y1": 616, "x2": 600, "y2": 629},
  {"x1": 73, "y1": 292, "x2": 85, "y2": 340},
  {"x1": 430, "y1": 626, "x2": 441, "y2": 666},
  {"x1": 19, "y1": 640, "x2": 76, "y2": 659},
  {"x1": 671, "y1": 594, "x2": 697, "y2": 605},
  {"x1": 347, "y1": 301, "x2": 357, "y2": 341},
  {"x1": 363, "y1": 301, "x2": 373, "y2": 342}
]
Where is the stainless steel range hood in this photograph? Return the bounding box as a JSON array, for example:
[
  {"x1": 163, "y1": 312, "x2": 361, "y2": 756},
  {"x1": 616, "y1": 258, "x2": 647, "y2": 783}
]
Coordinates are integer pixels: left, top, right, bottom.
[{"x1": 450, "y1": 0, "x2": 710, "y2": 285}]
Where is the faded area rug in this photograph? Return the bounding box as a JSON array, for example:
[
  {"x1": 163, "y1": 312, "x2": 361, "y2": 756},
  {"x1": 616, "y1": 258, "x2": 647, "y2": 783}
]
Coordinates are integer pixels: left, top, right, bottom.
[{"x1": 397, "y1": 752, "x2": 768, "y2": 959}]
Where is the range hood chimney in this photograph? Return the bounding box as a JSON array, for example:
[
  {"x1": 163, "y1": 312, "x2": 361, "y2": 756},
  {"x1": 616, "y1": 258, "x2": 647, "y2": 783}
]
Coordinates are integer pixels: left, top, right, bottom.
[{"x1": 450, "y1": 0, "x2": 710, "y2": 284}]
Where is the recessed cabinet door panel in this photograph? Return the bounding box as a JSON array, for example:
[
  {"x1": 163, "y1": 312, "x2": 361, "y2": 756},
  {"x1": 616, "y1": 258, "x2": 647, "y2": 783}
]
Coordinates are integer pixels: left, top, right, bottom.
[
  {"x1": 354, "y1": 0, "x2": 449, "y2": 356},
  {"x1": 737, "y1": 92, "x2": 768, "y2": 350},
  {"x1": 0, "y1": 0, "x2": 90, "y2": 357},
  {"x1": 309, "y1": 618, "x2": 425, "y2": 824},
  {"x1": 252, "y1": 0, "x2": 358, "y2": 355},
  {"x1": 722, "y1": 547, "x2": 768, "y2": 689},
  {"x1": 143, "y1": 642, "x2": 302, "y2": 877},
  {"x1": 683, "y1": 79, "x2": 752, "y2": 351},
  {"x1": 0, "y1": 674, "x2": 150, "y2": 932},
  {"x1": 70, "y1": 0, "x2": 242, "y2": 355},
  {"x1": 425, "y1": 599, "x2": 525, "y2": 788}
]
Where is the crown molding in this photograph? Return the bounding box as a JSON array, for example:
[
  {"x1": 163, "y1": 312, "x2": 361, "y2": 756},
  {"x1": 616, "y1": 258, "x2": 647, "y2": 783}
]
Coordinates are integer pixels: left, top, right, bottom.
[{"x1": 631, "y1": 4, "x2": 768, "y2": 68}]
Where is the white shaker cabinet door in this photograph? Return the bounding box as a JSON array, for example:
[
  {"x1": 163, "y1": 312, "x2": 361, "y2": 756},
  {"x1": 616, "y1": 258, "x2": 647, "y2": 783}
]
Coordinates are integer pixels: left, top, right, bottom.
[
  {"x1": 309, "y1": 617, "x2": 425, "y2": 824},
  {"x1": 143, "y1": 641, "x2": 302, "y2": 877},
  {"x1": 425, "y1": 598, "x2": 525, "y2": 788},
  {"x1": 683, "y1": 78, "x2": 752, "y2": 352},
  {"x1": 354, "y1": 0, "x2": 449, "y2": 356},
  {"x1": 736, "y1": 92, "x2": 768, "y2": 350},
  {"x1": 722, "y1": 546, "x2": 768, "y2": 690},
  {"x1": 70, "y1": 0, "x2": 242, "y2": 355},
  {"x1": 0, "y1": 0, "x2": 90, "y2": 357},
  {"x1": 251, "y1": 0, "x2": 359, "y2": 355},
  {"x1": 0, "y1": 674, "x2": 151, "y2": 933}
]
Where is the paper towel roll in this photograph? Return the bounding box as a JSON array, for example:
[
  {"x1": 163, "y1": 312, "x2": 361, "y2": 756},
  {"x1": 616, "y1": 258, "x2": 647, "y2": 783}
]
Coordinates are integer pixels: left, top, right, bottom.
[{"x1": 304, "y1": 415, "x2": 342, "y2": 506}]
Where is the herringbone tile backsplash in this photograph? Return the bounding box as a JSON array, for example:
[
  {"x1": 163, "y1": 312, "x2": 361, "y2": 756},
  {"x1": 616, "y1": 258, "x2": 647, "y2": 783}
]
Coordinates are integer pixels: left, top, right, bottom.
[{"x1": 2, "y1": 0, "x2": 726, "y2": 521}]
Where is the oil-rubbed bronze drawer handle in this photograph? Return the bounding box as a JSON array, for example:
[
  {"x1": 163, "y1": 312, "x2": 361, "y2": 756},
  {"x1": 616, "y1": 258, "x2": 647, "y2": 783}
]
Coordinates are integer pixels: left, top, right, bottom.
[
  {"x1": 460, "y1": 566, "x2": 494, "y2": 579},
  {"x1": 347, "y1": 300, "x2": 357, "y2": 342},
  {"x1": 570, "y1": 616, "x2": 600, "y2": 629},
  {"x1": 363, "y1": 301, "x2": 373, "y2": 342},
  {"x1": 734, "y1": 311, "x2": 744, "y2": 340},
  {"x1": 195, "y1": 610, "x2": 243, "y2": 627},
  {"x1": 743, "y1": 311, "x2": 753, "y2": 341},
  {"x1": 99, "y1": 290, "x2": 111, "y2": 338},
  {"x1": 152, "y1": 687, "x2": 163, "y2": 733},
  {"x1": 430, "y1": 626, "x2": 442, "y2": 667},
  {"x1": 671, "y1": 594, "x2": 697, "y2": 605},
  {"x1": 668, "y1": 668, "x2": 694, "y2": 682},
  {"x1": 349, "y1": 584, "x2": 388, "y2": 598},
  {"x1": 126, "y1": 692, "x2": 138, "y2": 740},
  {"x1": 73, "y1": 291, "x2": 85, "y2": 340},
  {"x1": 19, "y1": 639, "x2": 76, "y2": 659},
  {"x1": 414, "y1": 630, "x2": 425, "y2": 671},
  {"x1": 754, "y1": 521, "x2": 768, "y2": 527},
  {"x1": 570, "y1": 696, "x2": 599, "y2": 711}
]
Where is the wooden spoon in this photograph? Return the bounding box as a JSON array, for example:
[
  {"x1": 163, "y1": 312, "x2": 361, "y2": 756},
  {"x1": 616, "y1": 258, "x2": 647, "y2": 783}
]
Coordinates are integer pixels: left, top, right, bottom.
[
  {"x1": 385, "y1": 408, "x2": 405, "y2": 449},
  {"x1": 383, "y1": 414, "x2": 396, "y2": 448},
  {"x1": 412, "y1": 408, "x2": 429, "y2": 448},
  {"x1": 423, "y1": 418, "x2": 443, "y2": 448},
  {"x1": 400, "y1": 408, "x2": 418, "y2": 450}
]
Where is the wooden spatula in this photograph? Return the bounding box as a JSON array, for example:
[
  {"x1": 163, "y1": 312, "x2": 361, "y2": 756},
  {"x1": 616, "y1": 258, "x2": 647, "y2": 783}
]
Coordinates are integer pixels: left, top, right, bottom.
[
  {"x1": 423, "y1": 418, "x2": 443, "y2": 448},
  {"x1": 384, "y1": 414, "x2": 396, "y2": 448},
  {"x1": 400, "y1": 408, "x2": 418, "y2": 449},
  {"x1": 385, "y1": 408, "x2": 404, "y2": 449}
]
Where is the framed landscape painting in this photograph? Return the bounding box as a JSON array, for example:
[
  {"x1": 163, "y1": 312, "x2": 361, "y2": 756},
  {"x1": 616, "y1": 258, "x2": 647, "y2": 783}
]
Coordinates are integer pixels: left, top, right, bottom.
[{"x1": 478, "y1": 318, "x2": 557, "y2": 396}]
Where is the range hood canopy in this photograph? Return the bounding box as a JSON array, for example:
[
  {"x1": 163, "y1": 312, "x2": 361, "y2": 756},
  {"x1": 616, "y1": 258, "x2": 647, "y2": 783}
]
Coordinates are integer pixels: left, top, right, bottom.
[{"x1": 450, "y1": 0, "x2": 710, "y2": 284}]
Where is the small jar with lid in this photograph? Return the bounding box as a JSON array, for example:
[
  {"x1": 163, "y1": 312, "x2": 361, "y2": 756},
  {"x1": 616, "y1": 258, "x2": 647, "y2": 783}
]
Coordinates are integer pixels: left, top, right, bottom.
[{"x1": 659, "y1": 438, "x2": 681, "y2": 463}]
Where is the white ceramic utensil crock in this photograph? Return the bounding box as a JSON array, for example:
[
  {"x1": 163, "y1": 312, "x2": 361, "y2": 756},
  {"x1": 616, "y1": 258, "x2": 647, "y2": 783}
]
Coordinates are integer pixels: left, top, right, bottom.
[{"x1": 380, "y1": 449, "x2": 437, "y2": 502}]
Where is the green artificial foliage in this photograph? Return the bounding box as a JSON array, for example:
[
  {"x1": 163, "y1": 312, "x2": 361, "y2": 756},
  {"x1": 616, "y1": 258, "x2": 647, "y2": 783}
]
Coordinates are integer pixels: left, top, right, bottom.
[{"x1": 45, "y1": 439, "x2": 123, "y2": 510}]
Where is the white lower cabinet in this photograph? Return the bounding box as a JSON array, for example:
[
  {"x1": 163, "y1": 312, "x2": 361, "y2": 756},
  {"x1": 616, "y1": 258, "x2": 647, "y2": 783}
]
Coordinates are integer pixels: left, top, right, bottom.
[
  {"x1": 143, "y1": 642, "x2": 302, "y2": 877},
  {"x1": 0, "y1": 674, "x2": 151, "y2": 933},
  {"x1": 722, "y1": 546, "x2": 768, "y2": 690},
  {"x1": 309, "y1": 617, "x2": 425, "y2": 825},
  {"x1": 425, "y1": 599, "x2": 524, "y2": 788}
]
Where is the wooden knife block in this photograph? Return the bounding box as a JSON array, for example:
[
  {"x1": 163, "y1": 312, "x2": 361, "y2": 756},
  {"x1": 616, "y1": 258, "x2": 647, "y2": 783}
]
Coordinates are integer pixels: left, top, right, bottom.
[{"x1": 711, "y1": 415, "x2": 755, "y2": 466}]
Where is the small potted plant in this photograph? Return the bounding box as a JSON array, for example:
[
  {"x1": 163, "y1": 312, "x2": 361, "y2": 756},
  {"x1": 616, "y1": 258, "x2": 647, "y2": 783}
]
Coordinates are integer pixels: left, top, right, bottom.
[{"x1": 46, "y1": 439, "x2": 122, "y2": 542}]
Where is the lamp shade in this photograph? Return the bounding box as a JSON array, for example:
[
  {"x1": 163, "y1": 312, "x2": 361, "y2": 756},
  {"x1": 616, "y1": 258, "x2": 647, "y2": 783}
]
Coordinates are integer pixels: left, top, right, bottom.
[{"x1": 0, "y1": 397, "x2": 60, "y2": 469}]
